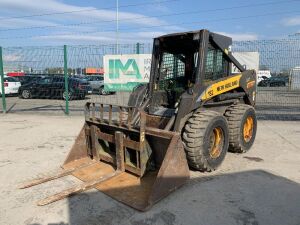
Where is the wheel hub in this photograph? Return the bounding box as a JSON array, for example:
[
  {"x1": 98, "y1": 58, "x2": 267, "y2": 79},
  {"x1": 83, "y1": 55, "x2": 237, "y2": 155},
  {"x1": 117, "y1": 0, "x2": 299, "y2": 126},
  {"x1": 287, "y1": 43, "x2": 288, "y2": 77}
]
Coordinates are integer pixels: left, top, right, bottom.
[
  {"x1": 243, "y1": 116, "x2": 254, "y2": 142},
  {"x1": 63, "y1": 92, "x2": 71, "y2": 99},
  {"x1": 22, "y1": 90, "x2": 29, "y2": 98},
  {"x1": 209, "y1": 127, "x2": 224, "y2": 159}
]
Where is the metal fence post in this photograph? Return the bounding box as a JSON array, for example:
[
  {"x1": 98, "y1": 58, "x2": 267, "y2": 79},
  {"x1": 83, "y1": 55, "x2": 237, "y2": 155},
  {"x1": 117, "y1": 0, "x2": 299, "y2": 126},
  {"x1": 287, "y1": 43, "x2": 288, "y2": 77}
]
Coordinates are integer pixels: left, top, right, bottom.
[
  {"x1": 136, "y1": 42, "x2": 140, "y2": 54},
  {"x1": 64, "y1": 45, "x2": 69, "y2": 115},
  {"x1": 0, "y1": 47, "x2": 6, "y2": 113}
]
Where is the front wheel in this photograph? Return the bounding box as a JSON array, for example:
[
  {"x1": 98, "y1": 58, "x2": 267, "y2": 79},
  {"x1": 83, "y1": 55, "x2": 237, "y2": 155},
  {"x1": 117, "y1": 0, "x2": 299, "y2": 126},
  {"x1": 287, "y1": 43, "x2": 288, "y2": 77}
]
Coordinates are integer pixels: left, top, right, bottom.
[
  {"x1": 21, "y1": 90, "x2": 31, "y2": 99},
  {"x1": 62, "y1": 91, "x2": 73, "y2": 100},
  {"x1": 182, "y1": 110, "x2": 229, "y2": 172},
  {"x1": 99, "y1": 87, "x2": 108, "y2": 95}
]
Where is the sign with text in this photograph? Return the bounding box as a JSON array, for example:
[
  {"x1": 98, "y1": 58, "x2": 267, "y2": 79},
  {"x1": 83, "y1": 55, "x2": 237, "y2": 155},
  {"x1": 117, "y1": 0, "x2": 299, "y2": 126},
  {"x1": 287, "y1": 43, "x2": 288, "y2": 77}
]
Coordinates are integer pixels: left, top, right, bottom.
[{"x1": 103, "y1": 54, "x2": 152, "y2": 91}]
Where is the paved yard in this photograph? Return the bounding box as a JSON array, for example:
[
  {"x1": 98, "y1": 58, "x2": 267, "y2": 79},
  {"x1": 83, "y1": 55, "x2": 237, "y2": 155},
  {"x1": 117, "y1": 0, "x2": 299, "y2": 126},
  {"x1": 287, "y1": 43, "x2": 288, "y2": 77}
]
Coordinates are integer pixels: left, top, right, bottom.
[{"x1": 0, "y1": 114, "x2": 300, "y2": 225}]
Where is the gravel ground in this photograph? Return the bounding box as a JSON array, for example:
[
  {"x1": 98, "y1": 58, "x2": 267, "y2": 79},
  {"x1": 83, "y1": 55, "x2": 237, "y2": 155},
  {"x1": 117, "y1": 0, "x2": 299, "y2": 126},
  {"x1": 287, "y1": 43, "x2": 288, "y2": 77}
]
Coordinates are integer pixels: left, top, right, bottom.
[{"x1": 0, "y1": 114, "x2": 300, "y2": 225}]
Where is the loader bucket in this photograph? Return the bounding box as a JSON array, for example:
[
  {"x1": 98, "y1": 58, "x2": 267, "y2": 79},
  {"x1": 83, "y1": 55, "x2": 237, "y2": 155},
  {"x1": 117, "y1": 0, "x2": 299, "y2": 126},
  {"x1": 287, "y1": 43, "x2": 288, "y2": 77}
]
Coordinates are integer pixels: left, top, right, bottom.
[{"x1": 19, "y1": 102, "x2": 190, "y2": 211}]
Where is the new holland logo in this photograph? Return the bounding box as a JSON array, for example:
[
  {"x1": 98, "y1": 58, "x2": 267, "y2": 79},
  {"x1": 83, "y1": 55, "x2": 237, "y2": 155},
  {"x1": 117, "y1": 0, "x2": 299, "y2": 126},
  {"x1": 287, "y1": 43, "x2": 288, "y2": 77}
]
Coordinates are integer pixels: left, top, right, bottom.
[{"x1": 108, "y1": 59, "x2": 142, "y2": 79}]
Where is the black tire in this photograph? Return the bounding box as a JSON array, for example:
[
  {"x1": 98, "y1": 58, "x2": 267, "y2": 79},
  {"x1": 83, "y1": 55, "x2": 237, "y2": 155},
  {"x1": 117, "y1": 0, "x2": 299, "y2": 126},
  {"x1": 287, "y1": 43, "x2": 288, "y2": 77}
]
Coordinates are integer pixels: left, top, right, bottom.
[
  {"x1": 224, "y1": 104, "x2": 257, "y2": 153},
  {"x1": 62, "y1": 91, "x2": 73, "y2": 100},
  {"x1": 99, "y1": 87, "x2": 107, "y2": 95},
  {"x1": 79, "y1": 94, "x2": 86, "y2": 100},
  {"x1": 21, "y1": 90, "x2": 31, "y2": 99},
  {"x1": 182, "y1": 110, "x2": 229, "y2": 172}
]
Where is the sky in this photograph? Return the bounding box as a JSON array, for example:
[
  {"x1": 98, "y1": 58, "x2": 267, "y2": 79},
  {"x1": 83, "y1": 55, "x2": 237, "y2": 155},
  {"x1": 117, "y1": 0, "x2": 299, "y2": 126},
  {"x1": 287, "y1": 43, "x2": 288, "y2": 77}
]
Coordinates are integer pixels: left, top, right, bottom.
[{"x1": 0, "y1": 0, "x2": 300, "y2": 46}]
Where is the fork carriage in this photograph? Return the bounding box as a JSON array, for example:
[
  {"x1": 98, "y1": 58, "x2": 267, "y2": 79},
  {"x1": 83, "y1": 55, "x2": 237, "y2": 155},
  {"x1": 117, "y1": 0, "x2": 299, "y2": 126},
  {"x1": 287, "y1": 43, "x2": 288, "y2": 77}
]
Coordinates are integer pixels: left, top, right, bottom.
[{"x1": 82, "y1": 102, "x2": 177, "y2": 177}]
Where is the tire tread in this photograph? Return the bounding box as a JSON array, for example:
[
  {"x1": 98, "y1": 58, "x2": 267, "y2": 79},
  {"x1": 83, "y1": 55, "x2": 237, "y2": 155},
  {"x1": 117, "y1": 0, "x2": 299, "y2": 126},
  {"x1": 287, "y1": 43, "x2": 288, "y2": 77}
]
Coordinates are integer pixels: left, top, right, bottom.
[
  {"x1": 182, "y1": 110, "x2": 222, "y2": 172},
  {"x1": 224, "y1": 104, "x2": 255, "y2": 153}
]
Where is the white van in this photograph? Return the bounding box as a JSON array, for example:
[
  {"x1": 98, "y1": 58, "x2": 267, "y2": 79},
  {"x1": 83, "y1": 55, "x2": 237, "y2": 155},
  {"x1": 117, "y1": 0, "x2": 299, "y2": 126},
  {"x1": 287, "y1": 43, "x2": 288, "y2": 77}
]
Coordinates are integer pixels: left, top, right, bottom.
[{"x1": 257, "y1": 70, "x2": 271, "y2": 82}]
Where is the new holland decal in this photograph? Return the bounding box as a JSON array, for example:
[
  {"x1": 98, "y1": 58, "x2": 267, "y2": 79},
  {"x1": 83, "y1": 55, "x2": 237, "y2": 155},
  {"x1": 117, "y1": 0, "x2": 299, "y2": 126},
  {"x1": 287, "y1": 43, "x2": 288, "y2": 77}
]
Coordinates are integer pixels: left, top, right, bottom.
[{"x1": 200, "y1": 74, "x2": 242, "y2": 101}]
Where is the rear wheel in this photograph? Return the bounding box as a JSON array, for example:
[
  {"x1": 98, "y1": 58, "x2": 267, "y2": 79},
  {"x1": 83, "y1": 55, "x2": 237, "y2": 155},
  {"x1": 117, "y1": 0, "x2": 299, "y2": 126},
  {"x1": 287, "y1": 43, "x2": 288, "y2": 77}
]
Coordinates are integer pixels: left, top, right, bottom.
[
  {"x1": 182, "y1": 110, "x2": 229, "y2": 172},
  {"x1": 224, "y1": 104, "x2": 257, "y2": 153},
  {"x1": 21, "y1": 90, "x2": 31, "y2": 99}
]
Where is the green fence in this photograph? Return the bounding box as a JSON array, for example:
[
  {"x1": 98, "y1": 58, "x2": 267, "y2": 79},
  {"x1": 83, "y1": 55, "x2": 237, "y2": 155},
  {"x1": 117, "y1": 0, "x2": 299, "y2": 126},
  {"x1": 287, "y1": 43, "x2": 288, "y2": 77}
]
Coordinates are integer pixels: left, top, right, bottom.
[{"x1": 0, "y1": 43, "x2": 150, "y2": 115}]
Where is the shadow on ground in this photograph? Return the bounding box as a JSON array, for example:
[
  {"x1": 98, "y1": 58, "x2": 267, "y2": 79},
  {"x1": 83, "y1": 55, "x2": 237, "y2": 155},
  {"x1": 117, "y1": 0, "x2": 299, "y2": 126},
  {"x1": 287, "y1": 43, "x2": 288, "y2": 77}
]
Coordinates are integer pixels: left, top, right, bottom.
[{"x1": 28, "y1": 170, "x2": 300, "y2": 225}]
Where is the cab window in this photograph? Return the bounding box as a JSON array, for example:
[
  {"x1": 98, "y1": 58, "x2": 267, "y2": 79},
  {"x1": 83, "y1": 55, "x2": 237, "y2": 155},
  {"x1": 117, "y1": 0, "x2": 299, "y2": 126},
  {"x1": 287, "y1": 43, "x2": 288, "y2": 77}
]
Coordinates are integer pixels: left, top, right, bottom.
[
  {"x1": 204, "y1": 47, "x2": 228, "y2": 84},
  {"x1": 159, "y1": 52, "x2": 185, "y2": 89}
]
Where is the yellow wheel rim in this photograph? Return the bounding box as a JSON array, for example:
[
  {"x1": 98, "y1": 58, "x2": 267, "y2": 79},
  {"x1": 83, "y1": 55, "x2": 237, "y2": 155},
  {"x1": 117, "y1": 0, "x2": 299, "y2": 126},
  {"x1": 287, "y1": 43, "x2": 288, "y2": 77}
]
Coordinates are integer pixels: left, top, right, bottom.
[
  {"x1": 209, "y1": 127, "x2": 224, "y2": 159},
  {"x1": 243, "y1": 116, "x2": 254, "y2": 142}
]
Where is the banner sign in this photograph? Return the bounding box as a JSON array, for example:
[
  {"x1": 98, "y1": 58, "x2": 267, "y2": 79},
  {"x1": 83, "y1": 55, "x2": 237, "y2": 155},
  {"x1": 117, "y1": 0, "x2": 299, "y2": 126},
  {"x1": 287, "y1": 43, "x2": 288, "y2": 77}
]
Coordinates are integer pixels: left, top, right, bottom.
[
  {"x1": 103, "y1": 54, "x2": 152, "y2": 91},
  {"x1": 231, "y1": 52, "x2": 259, "y2": 73}
]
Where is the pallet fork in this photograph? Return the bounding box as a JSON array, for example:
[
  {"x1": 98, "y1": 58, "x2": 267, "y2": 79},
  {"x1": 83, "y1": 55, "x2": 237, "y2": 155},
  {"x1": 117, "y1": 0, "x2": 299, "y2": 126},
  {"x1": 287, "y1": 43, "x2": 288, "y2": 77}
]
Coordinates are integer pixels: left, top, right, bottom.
[{"x1": 20, "y1": 102, "x2": 190, "y2": 211}]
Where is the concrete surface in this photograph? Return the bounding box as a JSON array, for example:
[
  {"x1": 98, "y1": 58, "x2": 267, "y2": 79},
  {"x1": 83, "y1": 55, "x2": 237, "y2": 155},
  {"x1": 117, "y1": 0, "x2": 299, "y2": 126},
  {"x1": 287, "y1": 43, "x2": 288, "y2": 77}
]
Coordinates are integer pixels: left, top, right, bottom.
[{"x1": 0, "y1": 114, "x2": 300, "y2": 225}]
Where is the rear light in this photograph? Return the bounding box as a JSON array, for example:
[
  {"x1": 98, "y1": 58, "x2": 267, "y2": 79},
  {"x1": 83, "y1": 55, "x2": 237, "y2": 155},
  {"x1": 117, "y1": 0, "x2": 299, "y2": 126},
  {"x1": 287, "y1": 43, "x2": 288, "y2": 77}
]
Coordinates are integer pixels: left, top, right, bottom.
[{"x1": 4, "y1": 82, "x2": 8, "y2": 87}]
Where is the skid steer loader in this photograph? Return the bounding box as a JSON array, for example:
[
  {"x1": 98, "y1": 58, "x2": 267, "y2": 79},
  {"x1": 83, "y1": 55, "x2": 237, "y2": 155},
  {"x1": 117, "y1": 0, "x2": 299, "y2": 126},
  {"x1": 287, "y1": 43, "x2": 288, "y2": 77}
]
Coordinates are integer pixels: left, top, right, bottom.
[{"x1": 20, "y1": 29, "x2": 257, "y2": 211}]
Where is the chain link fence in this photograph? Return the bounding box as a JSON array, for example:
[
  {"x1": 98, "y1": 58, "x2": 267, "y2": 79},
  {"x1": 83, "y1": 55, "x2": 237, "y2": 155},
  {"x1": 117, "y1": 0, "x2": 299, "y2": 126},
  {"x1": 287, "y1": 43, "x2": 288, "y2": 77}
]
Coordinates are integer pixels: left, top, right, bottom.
[
  {"x1": 0, "y1": 43, "x2": 151, "y2": 115},
  {"x1": 233, "y1": 36, "x2": 300, "y2": 120},
  {"x1": 0, "y1": 46, "x2": 66, "y2": 114},
  {"x1": 0, "y1": 37, "x2": 300, "y2": 120}
]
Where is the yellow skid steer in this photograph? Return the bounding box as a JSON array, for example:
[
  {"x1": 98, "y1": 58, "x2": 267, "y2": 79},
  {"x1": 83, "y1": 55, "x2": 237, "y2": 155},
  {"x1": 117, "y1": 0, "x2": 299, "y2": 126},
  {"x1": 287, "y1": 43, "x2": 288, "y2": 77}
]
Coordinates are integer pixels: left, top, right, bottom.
[{"x1": 20, "y1": 29, "x2": 257, "y2": 211}]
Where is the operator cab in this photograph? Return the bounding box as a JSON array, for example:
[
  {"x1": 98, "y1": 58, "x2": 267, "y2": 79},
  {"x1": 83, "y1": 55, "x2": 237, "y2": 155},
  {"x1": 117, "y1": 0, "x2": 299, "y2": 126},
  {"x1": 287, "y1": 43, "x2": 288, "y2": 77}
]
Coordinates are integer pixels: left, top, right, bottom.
[{"x1": 148, "y1": 30, "x2": 233, "y2": 116}]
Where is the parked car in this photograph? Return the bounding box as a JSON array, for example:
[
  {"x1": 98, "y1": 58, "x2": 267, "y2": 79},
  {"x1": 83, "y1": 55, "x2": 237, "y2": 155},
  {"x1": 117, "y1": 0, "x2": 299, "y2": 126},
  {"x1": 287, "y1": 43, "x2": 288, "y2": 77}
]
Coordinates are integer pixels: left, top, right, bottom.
[
  {"x1": 0, "y1": 76, "x2": 21, "y2": 96},
  {"x1": 258, "y1": 77, "x2": 287, "y2": 87},
  {"x1": 85, "y1": 75, "x2": 104, "y2": 93},
  {"x1": 13, "y1": 75, "x2": 46, "y2": 85},
  {"x1": 18, "y1": 76, "x2": 90, "y2": 100},
  {"x1": 257, "y1": 75, "x2": 269, "y2": 82},
  {"x1": 85, "y1": 75, "x2": 116, "y2": 95},
  {"x1": 69, "y1": 75, "x2": 92, "y2": 94}
]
